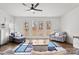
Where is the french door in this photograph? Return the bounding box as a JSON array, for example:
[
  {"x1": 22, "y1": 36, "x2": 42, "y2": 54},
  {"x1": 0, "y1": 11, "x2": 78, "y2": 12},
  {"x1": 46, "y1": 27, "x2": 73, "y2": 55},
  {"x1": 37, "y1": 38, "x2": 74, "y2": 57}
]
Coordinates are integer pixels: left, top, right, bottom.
[{"x1": 24, "y1": 19, "x2": 53, "y2": 38}]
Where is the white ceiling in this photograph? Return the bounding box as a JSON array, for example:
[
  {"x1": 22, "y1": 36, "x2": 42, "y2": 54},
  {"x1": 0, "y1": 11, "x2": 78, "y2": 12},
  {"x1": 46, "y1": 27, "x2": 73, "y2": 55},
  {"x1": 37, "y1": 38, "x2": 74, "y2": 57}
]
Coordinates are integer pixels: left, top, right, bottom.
[{"x1": 0, "y1": 3, "x2": 79, "y2": 17}]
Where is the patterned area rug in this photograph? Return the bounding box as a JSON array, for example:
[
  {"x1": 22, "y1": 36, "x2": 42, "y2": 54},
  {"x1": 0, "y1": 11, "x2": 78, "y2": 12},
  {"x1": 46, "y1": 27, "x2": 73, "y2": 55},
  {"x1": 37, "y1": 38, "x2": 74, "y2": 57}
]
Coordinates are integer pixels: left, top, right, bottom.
[
  {"x1": 32, "y1": 42, "x2": 67, "y2": 55},
  {"x1": 0, "y1": 43, "x2": 33, "y2": 55},
  {"x1": 0, "y1": 42, "x2": 67, "y2": 55}
]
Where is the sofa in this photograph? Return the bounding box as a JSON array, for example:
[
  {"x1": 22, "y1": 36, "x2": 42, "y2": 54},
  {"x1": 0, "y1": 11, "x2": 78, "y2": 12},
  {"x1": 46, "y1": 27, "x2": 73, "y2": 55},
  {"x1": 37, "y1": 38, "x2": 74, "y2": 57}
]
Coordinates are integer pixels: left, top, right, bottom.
[
  {"x1": 9, "y1": 32, "x2": 26, "y2": 43},
  {"x1": 49, "y1": 32, "x2": 67, "y2": 42}
]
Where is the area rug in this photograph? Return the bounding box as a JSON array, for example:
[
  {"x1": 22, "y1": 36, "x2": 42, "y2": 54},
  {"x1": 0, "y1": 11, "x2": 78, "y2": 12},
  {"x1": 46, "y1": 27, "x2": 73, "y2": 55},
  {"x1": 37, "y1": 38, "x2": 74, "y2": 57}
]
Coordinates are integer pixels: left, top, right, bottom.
[
  {"x1": 0, "y1": 42, "x2": 67, "y2": 55},
  {"x1": 32, "y1": 42, "x2": 67, "y2": 55},
  {"x1": 0, "y1": 43, "x2": 33, "y2": 55}
]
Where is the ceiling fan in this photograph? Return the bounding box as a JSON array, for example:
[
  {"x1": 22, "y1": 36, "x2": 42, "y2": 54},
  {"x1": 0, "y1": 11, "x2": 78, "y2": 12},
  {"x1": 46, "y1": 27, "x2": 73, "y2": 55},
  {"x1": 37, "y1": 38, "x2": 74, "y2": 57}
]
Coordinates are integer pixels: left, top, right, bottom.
[{"x1": 22, "y1": 3, "x2": 43, "y2": 12}]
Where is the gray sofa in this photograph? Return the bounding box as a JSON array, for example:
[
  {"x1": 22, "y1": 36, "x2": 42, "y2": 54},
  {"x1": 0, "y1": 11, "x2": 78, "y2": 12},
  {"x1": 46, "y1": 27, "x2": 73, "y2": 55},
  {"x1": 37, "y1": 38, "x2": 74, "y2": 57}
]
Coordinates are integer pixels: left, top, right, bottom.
[
  {"x1": 9, "y1": 32, "x2": 26, "y2": 43},
  {"x1": 49, "y1": 32, "x2": 67, "y2": 42}
]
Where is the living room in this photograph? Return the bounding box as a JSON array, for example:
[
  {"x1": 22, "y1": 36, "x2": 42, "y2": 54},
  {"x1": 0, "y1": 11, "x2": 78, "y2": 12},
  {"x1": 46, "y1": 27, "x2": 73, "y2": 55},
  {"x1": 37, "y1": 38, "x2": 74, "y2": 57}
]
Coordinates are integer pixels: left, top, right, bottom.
[{"x1": 0, "y1": 3, "x2": 79, "y2": 55}]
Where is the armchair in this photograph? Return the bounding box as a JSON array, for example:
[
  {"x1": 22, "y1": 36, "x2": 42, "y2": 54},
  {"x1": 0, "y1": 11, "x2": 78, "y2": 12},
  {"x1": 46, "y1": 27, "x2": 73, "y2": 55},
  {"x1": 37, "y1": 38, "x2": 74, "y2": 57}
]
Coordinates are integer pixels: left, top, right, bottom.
[
  {"x1": 9, "y1": 32, "x2": 26, "y2": 43},
  {"x1": 49, "y1": 32, "x2": 67, "y2": 42}
]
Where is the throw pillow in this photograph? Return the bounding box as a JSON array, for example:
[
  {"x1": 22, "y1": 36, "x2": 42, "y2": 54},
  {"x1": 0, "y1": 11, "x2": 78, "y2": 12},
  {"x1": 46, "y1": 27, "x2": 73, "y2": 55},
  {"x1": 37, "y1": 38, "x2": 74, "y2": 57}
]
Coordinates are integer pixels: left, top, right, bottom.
[{"x1": 55, "y1": 33, "x2": 59, "y2": 37}]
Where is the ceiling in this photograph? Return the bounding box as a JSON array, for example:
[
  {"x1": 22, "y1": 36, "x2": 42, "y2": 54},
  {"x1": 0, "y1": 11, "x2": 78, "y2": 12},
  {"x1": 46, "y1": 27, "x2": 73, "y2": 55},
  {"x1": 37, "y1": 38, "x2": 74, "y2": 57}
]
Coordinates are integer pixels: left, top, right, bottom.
[{"x1": 0, "y1": 3, "x2": 79, "y2": 17}]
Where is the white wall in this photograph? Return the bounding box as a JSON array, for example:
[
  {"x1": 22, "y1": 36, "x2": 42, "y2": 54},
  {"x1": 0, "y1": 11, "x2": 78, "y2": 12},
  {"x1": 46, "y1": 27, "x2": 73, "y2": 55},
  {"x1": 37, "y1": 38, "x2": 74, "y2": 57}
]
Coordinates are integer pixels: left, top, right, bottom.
[
  {"x1": 14, "y1": 17, "x2": 61, "y2": 34},
  {"x1": 14, "y1": 17, "x2": 25, "y2": 33},
  {"x1": 61, "y1": 6, "x2": 79, "y2": 44},
  {"x1": 0, "y1": 9, "x2": 14, "y2": 33}
]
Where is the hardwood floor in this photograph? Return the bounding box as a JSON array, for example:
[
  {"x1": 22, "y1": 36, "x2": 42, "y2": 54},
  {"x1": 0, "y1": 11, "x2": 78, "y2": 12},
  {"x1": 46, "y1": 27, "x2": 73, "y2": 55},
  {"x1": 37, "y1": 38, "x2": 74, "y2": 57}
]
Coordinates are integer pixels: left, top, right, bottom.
[
  {"x1": 0, "y1": 40, "x2": 77, "y2": 55},
  {"x1": 57, "y1": 42, "x2": 77, "y2": 54},
  {"x1": 0, "y1": 42, "x2": 17, "y2": 52}
]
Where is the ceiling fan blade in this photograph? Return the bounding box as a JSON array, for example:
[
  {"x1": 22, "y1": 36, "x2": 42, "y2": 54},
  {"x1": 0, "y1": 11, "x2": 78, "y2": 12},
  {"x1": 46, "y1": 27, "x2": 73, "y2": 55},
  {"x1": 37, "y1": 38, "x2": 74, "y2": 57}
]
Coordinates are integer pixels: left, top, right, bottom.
[
  {"x1": 34, "y1": 3, "x2": 39, "y2": 8},
  {"x1": 22, "y1": 3, "x2": 27, "y2": 6},
  {"x1": 33, "y1": 9, "x2": 42, "y2": 11}
]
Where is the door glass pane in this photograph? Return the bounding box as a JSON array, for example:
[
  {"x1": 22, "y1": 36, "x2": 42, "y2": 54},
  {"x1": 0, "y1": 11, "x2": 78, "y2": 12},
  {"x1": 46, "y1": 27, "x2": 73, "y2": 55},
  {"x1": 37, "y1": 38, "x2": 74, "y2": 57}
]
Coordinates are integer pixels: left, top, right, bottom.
[
  {"x1": 24, "y1": 21, "x2": 29, "y2": 36},
  {"x1": 38, "y1": 21, "x2": 45, "y2": 36},
  {"x1": 46, "y1": 21, "x2": 52, "y2": 35},
  {"x1": 32, "y1": 21, "x2": 38, "y2": 36}
]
